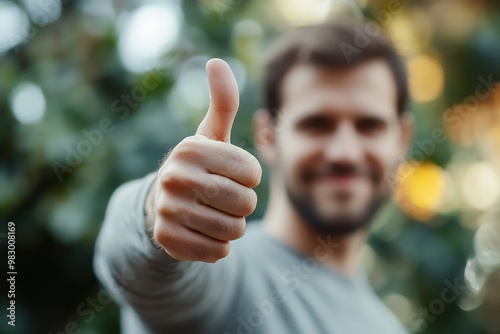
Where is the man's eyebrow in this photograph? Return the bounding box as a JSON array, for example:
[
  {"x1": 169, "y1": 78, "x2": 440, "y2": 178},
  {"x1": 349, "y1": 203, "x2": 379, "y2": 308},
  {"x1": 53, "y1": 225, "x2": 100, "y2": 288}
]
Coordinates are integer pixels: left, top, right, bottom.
[
  {"x1": 294, "y1": 108, "x2": 391, "y2": 119},
  {"x1": 294, "y1": 111, "x2": 334, "y2": 122},
  {"x1": 353, "y1": 113, "x2": 388, "y2": 120}
]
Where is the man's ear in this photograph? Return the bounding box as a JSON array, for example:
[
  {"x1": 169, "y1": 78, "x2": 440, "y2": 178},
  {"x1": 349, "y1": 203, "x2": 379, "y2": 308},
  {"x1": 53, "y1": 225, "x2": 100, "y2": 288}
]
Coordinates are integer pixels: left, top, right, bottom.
[
  {"x1": 399, "y1": 111, "x2": 414, "y2": 157},
  {"x1": 253, "y1": 109, "x2": 276, "y2": 167}
]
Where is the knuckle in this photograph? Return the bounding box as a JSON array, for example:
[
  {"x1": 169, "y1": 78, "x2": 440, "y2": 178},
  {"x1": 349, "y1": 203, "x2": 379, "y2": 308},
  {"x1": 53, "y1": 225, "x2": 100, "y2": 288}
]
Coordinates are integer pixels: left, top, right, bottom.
[
  {"x1": 190, "y1": 243, "x2": 209, "y2": 262},
  {"x1": 160, "y1": 168, "x2": 196, "y2": 193},
  {"x1": 153, "y1": 223, "x2": 173, "y2": 249},
  {"x1": 208, "y1": 216, "x2": 232, "y2": 240},
  {"x1": 230, "y1": 218, "x2": 246, "y2": 239},
  {"x1": 226, "y1": 146, "x2": 251, "y2": 172},
  {"x1": 209, "y1": 242, "x2": 231, "y2": 262},
  {"x1": 156, "y1": 203, "x2": 171, "y2": 218},
  {"x1": 173, "y1": 136, "x2": 206, "y2": 160},
  {"x1": 229, "y1": 150, "x2": 261, "y2": 187},
  {"x1": 225, "y1": 159, "x2": 242, "y2": 179},
  {"x1": 194, "y1": 241, "x2": 230, "y2": 263},
  {"x1": 165, "y1": 250, "x2": 186, "y2": 262},
  {"x1": 156, "y1": 193, "x2": 175, "y2": 218},
  {"x1": 159, "y1": 168, "x2": 179, "y2": 189},
  {"x1": 170, "y1": 145, "x2": 196, "y2": 163},
  {"x1": 249, "y1": 158, "x2": 262, "y2": 187},
  {"x1": 213, "y1": 217, "x2": 245, "y2": 240},
  {"x1": 240, "y1": 189, "x2": 258, "y2": 216}
]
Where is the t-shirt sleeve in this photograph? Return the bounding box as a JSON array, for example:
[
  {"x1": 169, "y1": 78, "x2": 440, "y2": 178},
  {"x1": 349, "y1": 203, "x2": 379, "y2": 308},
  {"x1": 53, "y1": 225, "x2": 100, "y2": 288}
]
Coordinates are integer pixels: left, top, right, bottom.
[{"x1": 93, "y1": 173, "x2": 242, "y2": 333}]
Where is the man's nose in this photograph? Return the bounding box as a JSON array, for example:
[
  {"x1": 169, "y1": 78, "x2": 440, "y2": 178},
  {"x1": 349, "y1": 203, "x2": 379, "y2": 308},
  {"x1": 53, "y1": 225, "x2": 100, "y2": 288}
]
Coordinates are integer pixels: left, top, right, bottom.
[{"x1": 324, "y1": 122, "x2": 364, "y2": 164}]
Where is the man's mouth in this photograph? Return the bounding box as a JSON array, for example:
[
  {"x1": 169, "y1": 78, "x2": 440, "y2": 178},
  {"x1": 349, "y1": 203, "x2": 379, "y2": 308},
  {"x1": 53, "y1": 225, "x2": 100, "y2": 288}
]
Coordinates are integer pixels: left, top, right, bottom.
[
  {"x1": 303, "y1": 164, "x2": 377, "y2": 192},
  {"x1": 317, "y1": 173, "x2": 365, "y2": 190}
]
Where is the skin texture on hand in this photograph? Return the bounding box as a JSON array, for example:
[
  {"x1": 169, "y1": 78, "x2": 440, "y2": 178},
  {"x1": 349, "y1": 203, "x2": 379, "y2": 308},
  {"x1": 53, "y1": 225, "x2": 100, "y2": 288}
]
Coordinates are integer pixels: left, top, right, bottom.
[{"x1": 145, "y1": 59, "x2": 262, "y2": 263}]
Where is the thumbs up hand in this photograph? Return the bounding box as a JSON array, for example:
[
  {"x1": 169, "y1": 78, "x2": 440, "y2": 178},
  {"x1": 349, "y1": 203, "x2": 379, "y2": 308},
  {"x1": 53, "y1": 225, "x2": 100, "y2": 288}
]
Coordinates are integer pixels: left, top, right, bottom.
[{"x1": 147, "y1": 59, "x2": 262, "y2": 263}]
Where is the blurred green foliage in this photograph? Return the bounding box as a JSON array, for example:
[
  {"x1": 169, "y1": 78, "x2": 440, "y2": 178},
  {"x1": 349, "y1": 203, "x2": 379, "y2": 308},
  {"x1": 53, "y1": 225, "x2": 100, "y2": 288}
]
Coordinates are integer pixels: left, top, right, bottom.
[{"x1": 1, "y1": 0, "x2": 500, "y2": 333}]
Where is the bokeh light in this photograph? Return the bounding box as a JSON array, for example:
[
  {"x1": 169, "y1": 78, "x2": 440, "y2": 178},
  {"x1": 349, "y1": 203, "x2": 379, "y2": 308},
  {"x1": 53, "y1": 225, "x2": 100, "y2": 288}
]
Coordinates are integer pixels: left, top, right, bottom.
[
  {"x1": 275, "y1": 0, "x2": 332, "y2": 25},
  {"x1": 232, "y1": 20, "x2": 264, "y2": 73},
  {"x1": 426, "y1": 0, "x2": 479, "y2": 41},
  {"x1": 442, "y1": 105, "x2": 473, "y2": 147},
  {"x1": 179, "y1": 68, "x2": 210, "y2": 110},
  {"x1": 77, "y1": 0, "x2": 114, "y2": 18},
  {"x1": 460, "y1": 162, "x2": 499, "y2": 211},
  {"x1": 49, "y1": 198, "x2": 88, "y2": 244},
  {"x1": 434, "y1": 171, "x2": 459, "y2": 214},
  {"x1": 460, "y1": 210, "x2": 500, "y2": 311},
  {"x1": 474, "y1": 218, "x2": 500, "y2": 271},
  {"x1": 393, "y1": 162, "x2": 446, "y2": 221},
  {"x1": 20, "y1": 0, "x2": 61, "y2": 26},
  {"x1": 118, "y1": 2, "x2": 182, "y2": 73},
  {"x1": 2, "y1": 0, "x2": 500, "y2": 332},
  {"x1": 407, "y1": 55, "x2": 444, "y2": 103},
  {"x1": 9, "y1": 82, "x2": 46, "y2": 124},
  {"x1": 464, "y1": 257, "x2": 488, "y2": 294},
  {"x1": 386, "y1": 13, "x2": 426, "y2": 56},
  {"x1": 0, "y1": 1, "x2": 30, "y2": 54}
]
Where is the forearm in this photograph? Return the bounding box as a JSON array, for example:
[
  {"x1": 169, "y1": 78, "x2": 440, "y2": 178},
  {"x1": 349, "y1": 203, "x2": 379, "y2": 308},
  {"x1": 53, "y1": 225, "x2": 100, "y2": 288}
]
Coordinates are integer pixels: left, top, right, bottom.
[
  {"x1": 144, "y1": 173, "x2": 161, "y2": 249},
  {"x1": 93, "y1": 173, "x2": 207, "y2": 327},
  {"x1": 94, "y1": 173, "x2": 171, "y2": 298}
]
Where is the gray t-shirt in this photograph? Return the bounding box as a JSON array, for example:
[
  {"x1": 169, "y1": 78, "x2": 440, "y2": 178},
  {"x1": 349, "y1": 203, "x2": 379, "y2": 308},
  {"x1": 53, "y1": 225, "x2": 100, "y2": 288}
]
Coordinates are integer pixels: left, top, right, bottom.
[{"x1": 94, "y1": 174, "x2": 408, "y2": 334}]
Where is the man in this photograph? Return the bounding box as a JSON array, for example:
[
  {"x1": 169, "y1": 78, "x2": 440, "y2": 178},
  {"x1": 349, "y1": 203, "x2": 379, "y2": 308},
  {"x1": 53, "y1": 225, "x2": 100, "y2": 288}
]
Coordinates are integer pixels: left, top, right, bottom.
[{"x1": 94, "y1": 19, "x2": 413, "y2": 333}]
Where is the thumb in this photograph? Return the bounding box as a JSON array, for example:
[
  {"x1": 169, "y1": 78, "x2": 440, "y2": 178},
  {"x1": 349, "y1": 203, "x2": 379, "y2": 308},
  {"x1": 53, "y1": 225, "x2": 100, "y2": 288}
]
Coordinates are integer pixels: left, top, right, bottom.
[{"x1": 196, "y1": 58, "x2": 239, "y2": 143}]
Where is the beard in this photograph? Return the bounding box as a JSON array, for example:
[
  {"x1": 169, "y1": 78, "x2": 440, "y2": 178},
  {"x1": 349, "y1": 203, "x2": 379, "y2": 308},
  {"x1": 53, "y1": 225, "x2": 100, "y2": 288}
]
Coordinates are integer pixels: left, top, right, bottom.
[{"x1": 285, "y1": 163, "x2": 389, "y2": 236}]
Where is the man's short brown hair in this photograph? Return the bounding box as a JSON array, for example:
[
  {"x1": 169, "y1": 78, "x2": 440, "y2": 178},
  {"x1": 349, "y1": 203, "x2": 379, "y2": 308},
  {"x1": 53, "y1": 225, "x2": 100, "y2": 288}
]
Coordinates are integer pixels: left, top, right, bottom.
[{"x1": 263, "y1": 18, "x2": 408, "y2": 117}]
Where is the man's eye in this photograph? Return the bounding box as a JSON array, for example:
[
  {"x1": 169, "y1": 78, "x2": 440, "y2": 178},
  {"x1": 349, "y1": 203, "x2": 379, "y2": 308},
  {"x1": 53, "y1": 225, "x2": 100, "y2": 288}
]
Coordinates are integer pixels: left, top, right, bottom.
[
  {"x1": 299, "y1": 117, "x2": 331, "y2": 132},
  {"x1": 357, "y1": 118, "x2": 385, "y2": 133}
]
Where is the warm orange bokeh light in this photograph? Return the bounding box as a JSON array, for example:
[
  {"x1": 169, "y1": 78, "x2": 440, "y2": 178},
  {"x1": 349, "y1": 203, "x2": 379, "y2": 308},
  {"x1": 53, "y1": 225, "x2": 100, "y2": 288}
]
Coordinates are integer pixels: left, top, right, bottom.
[
  {"x1": 393, "y1": 162, "x2": 446, "y2": 221},
  {"x1": 407, "y1": 55, "x2": 445, "y2": 103}
]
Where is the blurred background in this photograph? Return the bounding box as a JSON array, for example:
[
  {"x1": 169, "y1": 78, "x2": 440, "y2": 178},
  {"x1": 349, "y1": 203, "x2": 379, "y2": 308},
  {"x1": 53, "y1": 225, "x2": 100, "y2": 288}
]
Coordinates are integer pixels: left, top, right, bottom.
[{"x1": 1, "y1": 0, "x2": 500, "y2": 333}]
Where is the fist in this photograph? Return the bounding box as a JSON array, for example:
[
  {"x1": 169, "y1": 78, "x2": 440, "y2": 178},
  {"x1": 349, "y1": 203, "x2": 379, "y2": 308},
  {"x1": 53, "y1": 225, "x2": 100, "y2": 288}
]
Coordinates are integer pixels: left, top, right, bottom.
[{"x1": 148, "y1": 59, "x2": 262, "y2": 263}]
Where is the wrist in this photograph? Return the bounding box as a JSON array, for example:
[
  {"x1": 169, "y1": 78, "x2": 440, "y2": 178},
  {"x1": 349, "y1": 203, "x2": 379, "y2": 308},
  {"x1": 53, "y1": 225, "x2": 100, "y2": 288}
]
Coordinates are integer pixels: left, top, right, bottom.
[{"x1": 144, "y1": 176, "x2": 162, "y2": 249}]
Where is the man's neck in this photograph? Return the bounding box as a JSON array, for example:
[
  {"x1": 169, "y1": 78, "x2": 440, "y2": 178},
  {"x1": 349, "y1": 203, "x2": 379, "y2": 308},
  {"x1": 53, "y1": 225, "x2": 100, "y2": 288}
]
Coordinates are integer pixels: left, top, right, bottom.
[{"x1": 261, "y1": 184, "x2": 367, "y2": 276}]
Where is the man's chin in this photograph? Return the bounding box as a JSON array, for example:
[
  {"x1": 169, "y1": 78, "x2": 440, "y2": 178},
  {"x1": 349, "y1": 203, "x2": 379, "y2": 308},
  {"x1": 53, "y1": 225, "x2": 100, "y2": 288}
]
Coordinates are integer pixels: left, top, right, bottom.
[
  {"x1": 291, "y1": 199, "x2": 372, "y2": 236},
  {"x1": 302, "y1": 215, "x2": 370, "y2": 236},
  {"x1": 286, "y1": 187, "x2": 389, "y2": 236}
]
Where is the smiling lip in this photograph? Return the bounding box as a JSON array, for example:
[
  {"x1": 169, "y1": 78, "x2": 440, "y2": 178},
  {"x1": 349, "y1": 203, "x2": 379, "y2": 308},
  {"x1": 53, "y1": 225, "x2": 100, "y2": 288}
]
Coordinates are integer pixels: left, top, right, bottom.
[{"x1": 317, "y1": 174, "x2": 364, "y2": 189}]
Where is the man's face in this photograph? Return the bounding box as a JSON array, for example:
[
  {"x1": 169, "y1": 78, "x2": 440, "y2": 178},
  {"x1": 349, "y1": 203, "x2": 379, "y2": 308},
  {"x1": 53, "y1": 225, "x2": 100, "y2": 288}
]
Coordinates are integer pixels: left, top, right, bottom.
[{"x1": 272, "y1": 60, "x2": 409, "y2": 235}]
